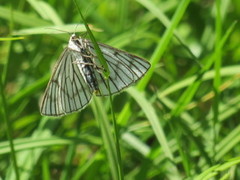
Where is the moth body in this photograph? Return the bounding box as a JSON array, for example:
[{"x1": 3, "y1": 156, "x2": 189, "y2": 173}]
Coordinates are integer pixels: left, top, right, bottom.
[{"x1": 69, "y1": 34, "x2": 100, "y2": 93}]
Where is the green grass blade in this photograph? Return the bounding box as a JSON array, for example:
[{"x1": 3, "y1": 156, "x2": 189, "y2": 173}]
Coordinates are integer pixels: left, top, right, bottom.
[
  {"x1": 0, "y1": 37, "x2": 24, "y2": 41},
  {"x1": 0, "y1": 6, "x2": 51, "y2": 27},
  {"x1": 127, "y1": 88, "x2": 181, "y2": 178},
  {"x1": 195, "y1": 157, "x2": 240, "y2": 180},
  {"x1": 137, "y1": 0, "x2": 191, "y2": 90},
  {"x1": 12, "y1": 24, "x2": 91, "y2": 35},
  {"x1": 171, "y1": 20, "x2": 237, "y2": 116},
  {"x1": 73, "y1": 0, "x2": 109, "y2": 78},
  {"x1": 73, "y1": 1, "x2": 123, "y2": 179},
  {"x1": 27, "y1": 0, "x2": 63, "y2": 25},
  {"x1": 5, "y1": 117, "x2": 56, "y2": 180},
  {"x1": 212, "y1": 0, "x2": 223, "y2": 163},
  {"x1": 0, "y1": 72, "x2": 19, "y2": 180},
  {"x1": 92, "y1": 98, "x2": 120, "y2": 180}
]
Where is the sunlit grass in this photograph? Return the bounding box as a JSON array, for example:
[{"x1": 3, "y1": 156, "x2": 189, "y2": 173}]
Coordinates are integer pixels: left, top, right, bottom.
[{"x1": 0, "y1": 0, "x2": 240, "y2": 179}]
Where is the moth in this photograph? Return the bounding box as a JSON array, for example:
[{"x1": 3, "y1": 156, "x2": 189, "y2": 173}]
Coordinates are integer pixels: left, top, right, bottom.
[{"x1": 40, "y1": 34, "x2": 151, "y2": 116}]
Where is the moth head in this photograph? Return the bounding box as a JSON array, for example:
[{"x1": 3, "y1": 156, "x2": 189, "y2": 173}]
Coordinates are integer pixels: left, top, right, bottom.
[
  {"x1": 68, "y1": 34, "x2": 84, "y2": 51},
  {"x1": 70, "y1": 33, "x2": 78, "y2": 40}
]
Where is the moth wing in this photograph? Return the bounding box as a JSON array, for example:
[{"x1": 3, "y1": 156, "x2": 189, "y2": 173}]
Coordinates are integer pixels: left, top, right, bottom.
[
  {"x1": 40, "y1": 48, "x2": 92, "y2": 116},
  {"x1": 86, "y1": 41, "x2": 151, "y2": 96}
]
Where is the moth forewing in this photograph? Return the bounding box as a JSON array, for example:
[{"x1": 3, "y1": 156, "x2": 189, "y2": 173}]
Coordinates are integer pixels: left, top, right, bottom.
[
  {"x1": 85, "y1": 40, "x2": 151, "y2": 96},
  {"x1": 88, "y1": 41, "x2": 150, "y2": 78},
  {"x1": 40, "y1": 48, "x2": 93, "y2": 116}
]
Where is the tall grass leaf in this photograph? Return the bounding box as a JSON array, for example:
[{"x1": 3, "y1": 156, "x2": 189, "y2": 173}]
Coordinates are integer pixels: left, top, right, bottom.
[
  {"x1": 127, "y1": 88, "x2": 181, "y2": 179},
  {"x1": 92, "y1": 98, "x2": 119, "y2": 180},
  {"x1": 27, "y1": 0, "x2": 63, "y2": 25},
  {"x1": 0, "y1": 6, "x2": 51, "y2": 27}
]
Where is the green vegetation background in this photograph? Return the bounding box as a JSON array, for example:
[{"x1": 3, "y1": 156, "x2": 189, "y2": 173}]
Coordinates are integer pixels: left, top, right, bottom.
[{"x1": 0, "y1": 0, "x2": 240, "y2": 179}]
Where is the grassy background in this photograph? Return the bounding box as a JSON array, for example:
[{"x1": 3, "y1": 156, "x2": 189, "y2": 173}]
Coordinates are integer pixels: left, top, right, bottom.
[{"x1": 1, "y1": 0, "x2": 240, "y2": 179}]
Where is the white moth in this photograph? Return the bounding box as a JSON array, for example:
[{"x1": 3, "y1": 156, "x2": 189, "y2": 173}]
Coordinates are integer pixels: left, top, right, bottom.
[{"x1": 40, "y1": 34, "x2": 151, "y2": 116}]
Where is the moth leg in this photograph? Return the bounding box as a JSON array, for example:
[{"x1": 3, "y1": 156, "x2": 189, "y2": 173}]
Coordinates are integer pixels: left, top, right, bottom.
[
  {"x1": 81, "y1": 54, "x2": 92, "y2": 58},
  {"x1": 90, "y1": 56, "x2": 108, "y2": 74},
  {"x1": 73, "y1": 61, "x2": 105, "y2": 73},
  {"x1": 95, "y1": 65, "x2": 106, "y2": 74},
  {"x1": 72, "y1": 61, "x2": 95, "y2": 66},
  {"x1": 83, "y1": 48, "x2": 108, "y2": 74}
]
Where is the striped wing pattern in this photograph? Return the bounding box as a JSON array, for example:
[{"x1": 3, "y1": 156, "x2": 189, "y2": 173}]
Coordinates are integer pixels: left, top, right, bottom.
[
  {"x1": 40, "y1": 48, "x2": 92, "y2": 116},
  {"x1": 40, "y1": 35, "x2": 150, "y2": 116},
  {"x1": 87, "y1": 41, "x2": 151, "y2": 96}
]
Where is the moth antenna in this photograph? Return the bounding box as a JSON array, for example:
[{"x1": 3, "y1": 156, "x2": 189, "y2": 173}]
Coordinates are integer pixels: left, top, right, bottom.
[
  {"x1": 74, "y1": 24, "x2": 79, "y2": 35},
  {"x1": 45, "y1": 27, "x2": 71, "y2": 35}
]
